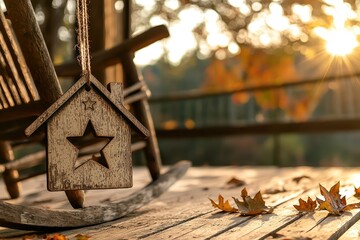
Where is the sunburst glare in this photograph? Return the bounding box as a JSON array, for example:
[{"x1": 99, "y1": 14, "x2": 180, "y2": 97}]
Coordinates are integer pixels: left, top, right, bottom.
[
  {"x1": 325, "y1": 28, "x2": 358, "y2": 56},
  {"x1": 314, "y1": 0, "x2": 359, "y2": 56}
]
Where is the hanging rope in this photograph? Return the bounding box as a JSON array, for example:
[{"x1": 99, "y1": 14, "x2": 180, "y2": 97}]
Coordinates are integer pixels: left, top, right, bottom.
[{"x1": 76, "y1": 0, "x2": 91, "y2": 86}]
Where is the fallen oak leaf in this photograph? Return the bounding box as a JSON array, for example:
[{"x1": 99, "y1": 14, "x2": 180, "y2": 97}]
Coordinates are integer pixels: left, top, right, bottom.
[
  {"x1": 317, "y1": 182, "x2": 345, "y2": 215},
  {"x1": 74, "y1": 234, "x2": 91, "y2": 240},
  {"x1": 294, "y1": 197, "x2": 317, "y2": 213},
  {"x1": 292, "y1": 175, "x2": 311, "y2": 184},
  {"x1": 342, "y1": 202, "x2": 360, "y2": 211},
  {"x1": 354, "y1": 186, "x2": 360, "y2": 198},
  {"x1": 317, "y1": 182, "x2": 360, "y2": 215},
  {"x1": 233, "y1": 188, "x2": 273, "y2": 216},
  {"x1": 263, "y1": 187, "x2": 286, "y2": 195},
  {"x1": 209, "y1": 194, "x2": 238, "y2": 213},
  {"x1": 42, "y1": 233, "x2": 68, "y2": 240},
  {"x1": 224, "y1": 177, "x2": 245, "y2": 189}
]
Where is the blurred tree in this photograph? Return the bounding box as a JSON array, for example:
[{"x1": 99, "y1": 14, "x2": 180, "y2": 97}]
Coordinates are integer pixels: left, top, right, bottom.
[
  {"x1": 18, "y1": 0, "x2": 360, "y2": 121},
  {"x1": 132, "y1": 0, "x2": 360, "y2": 62}
]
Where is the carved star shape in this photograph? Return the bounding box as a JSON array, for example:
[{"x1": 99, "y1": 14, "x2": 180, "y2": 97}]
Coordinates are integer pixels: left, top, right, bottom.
[
  {"x1": 67, "y1": 121, "x2": 113, "y2": 170},
  {"x1": 82, "y1": 97, "x2": 96, "y2": 110}
]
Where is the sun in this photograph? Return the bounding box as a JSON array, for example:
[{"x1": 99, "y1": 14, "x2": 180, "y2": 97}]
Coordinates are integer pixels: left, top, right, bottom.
[{"x1": 325, "y1": 28, "x2": 358, "y2": 56}]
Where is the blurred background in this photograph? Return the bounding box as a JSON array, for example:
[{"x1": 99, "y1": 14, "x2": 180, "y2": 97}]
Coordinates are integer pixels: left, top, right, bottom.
[{"x1": 8, "y1": 0, "x2": 360, "y2": 167}]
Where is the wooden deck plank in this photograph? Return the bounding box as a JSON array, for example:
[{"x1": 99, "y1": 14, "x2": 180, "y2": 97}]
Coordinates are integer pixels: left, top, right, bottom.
[
  {"x1": 60, "y1": 166, "x2": 281, "y2": 239},
  {"x1": 216, "y1": 188, "x2": 328, "y2": 240},
  {"x1": 0, "y1": 167, "x2": 360, "y2": 239},
  {"x1": 215, "y1": 170, "x2": 357, "y2": 240},
  {"x1": 339, "y1": 213, "x2": 360, "y2": 239},
  {"x1": 272, "y1": 172, "x2": 360, "y2": 239},
  {"x1": 139, "y1": 167, "x2": 335, "y2": 240}
]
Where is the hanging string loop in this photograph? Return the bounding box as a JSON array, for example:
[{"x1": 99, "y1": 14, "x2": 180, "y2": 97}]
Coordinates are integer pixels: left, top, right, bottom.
[{"x1": 76, "y1": 0, "x2": 91, "y2": 86}]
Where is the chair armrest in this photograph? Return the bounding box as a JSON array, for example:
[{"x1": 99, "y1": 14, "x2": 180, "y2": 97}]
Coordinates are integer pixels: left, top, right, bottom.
[{"x1": 55, "y1": 25, "x2": 169, "y2": 77}]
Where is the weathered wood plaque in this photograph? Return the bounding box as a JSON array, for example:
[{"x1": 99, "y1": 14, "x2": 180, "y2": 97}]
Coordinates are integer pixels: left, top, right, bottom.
[{"x1": 25, "y1": 75, "x2": 149, "y2": 190}]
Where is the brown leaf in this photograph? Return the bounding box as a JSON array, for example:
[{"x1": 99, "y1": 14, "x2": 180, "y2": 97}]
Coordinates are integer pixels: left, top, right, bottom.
[
  {"x1": 233, "y1": 188, "x2": 273, "y2": 216},
  {"x1": 75, "y1": 234, "x2": 91, "y2": 240},
  {"x1": 354, "y1": 186, "x2": 360, "y2": 198},
  {"x1": 292, "y1": 175, "x2": 311, "y2": 184},
  {"x1": 263, "y1": 187, "x2": 286, "y2": 194},
  {"x1": 42, "y1": 233, "x2": 68, "y2": 240},
  {"x1": 209, "y1": 194, "x2": 238, "y2": 213},
  {"x1": 225, "y1": 177, "x2": 246, "y2": 189},
  {"x1": 22, "y1": 235, "x2": 37, "y2": 240},
  {"x1": 316, "y1": 182, "x2": 360, "y2": 215},
  {"x1": 294, "y1": 197, "x2": 317, "y2": 212}
]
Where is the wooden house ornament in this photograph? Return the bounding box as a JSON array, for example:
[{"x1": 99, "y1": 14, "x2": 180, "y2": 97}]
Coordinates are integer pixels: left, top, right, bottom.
[{"x1": 25, "y1": 75, "x2": 149, "y2": 191}]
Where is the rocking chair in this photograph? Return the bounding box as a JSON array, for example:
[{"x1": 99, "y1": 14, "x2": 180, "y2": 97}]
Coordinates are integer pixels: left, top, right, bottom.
[{"x1": 0, "y1": 0, "x2": 190, "y2": 229}]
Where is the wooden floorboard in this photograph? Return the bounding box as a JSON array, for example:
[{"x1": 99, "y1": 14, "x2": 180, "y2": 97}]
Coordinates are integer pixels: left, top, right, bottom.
[{"x1": 0, "y1": 166, "x2": 360, "y2": 239}]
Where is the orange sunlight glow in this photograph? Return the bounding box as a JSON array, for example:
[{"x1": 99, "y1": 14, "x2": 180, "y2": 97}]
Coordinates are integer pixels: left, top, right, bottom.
[
  {"x1": 325, "y1": 28, "x2": 358, "y2": 56},
  {"x1": 314, "y1": 0, "x2": 359, "y2": 56},
  {"x1": 133, "y1": 0, "x2": 360, "y2": 65}
]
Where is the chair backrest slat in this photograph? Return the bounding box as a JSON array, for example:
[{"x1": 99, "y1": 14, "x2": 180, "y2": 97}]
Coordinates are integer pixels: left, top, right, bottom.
[
  {"x1": 0, "y1": 76, "x2": 14, "y2": 107},
  {"x1": 0, "y1": 34, "x2": 30, "y2": 104},
  {"x1": 0, "y1": 56, "x2": 21, "y2": 105},
  {"x1": 0, "y1": 11, "x2": 39, "y2": 102},
  {"x1": 4, "y1": 0, "x2": 63, "y2": 106},
  {"x1": 0, "y1": 84, "x2": 7, "y2": 108}
]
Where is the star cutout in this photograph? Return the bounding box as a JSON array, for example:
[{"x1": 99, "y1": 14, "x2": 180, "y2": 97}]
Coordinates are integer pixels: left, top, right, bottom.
[
  {"x1": 82, "y1": 97, "x2": 96, "y2": 110},
  {"x1": 67, "y1": 120, "x2": 113, "y2": 170}
]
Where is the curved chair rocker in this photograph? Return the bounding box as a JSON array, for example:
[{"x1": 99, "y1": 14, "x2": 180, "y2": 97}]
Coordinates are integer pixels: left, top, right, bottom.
[{"x1": 0, "y1": 0, "x2": 190, "y2": 229}]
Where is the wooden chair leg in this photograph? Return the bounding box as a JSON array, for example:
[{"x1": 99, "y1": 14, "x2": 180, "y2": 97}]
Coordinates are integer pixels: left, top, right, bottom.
[
  {"x1": 0, "y1": 142, "x2": 21, "y2": 199},
  {"x1": 65, "y1": 190, "x2": 85, "y2": 209}
]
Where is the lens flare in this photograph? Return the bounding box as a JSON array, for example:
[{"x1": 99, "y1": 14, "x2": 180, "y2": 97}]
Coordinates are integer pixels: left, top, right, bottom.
[{"x1": 325, "y1": 28, "x2": 358, "y2": 56}]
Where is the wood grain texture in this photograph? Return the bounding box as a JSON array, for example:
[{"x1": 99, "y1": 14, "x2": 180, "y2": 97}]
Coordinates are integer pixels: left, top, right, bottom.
[
  {"x1": 0, "y1": 54, "x2": 21, "y2": 105},
  {"x1": 2, "y1": 166, "x2": 360, "y2": 239},
  {"x1": 0, "y1": 33, "x2": 30, "y2": 104},
  {"x1": 47, "y1": 84, "x2": 132, "y2": 190},
  {"x1": 25, "y1": 75, "x2": 149, "y2": 139},
  {"x1": 122, "y1": 54, "x2": 161, "y2": 181},
  {"x1": 0, "y1": 160, "x2": 190, "y2": 230},
  {"x1": 0, "y1": 10, "x2": 39, "y2": 101},
  {"x1": 146, "y1": 168, "x2": 336, "y2": 240},
  {"x1": 57, "y1": 167, "x2": 312, "y2": 239},
  {"x1": 0, "y1": 76, "x2": 14, "y2": 107},
  {"x1": 3, "y1": 0, "x2": 63, "y2": 106},
  {"x1": 0, "y1": 142, "x2": 21, "y2": 199}
]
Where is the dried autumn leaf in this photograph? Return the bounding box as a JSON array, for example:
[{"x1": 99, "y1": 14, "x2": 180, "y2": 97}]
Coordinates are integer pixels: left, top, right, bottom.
[
  {"x1": 75, "y1": 234, "x2": 90, "y2": 240},
  {"x1": 209, "y1": 194, "x2": 238, "y2": 213},
  {"x1": 293, "y1": 197, "x2": 317, "y2": 212},
  {"x1": 233, "y1": 188, "x2": 273, "y2": 216},
  {"x1": 225, "y1": 177, "x2": 245, "y2": 189},
  {"x1": 317, "y1": 182, "x2": 360, "y2": 215},
  {"x1": 292, "y1": 175, "x2": 311, "y2": 184},
  {"x1": 354, "y1": 186, "x2": 360, "y2": 198},
  {"x1": 263, "y1": 187, "x2": 286, "y2": 195},
  {"x1": 42, "y1": 233, "x2": 68, "y2": 240}
]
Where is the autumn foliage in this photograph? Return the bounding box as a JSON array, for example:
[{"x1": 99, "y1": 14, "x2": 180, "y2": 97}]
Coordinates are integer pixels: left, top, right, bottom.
[
  {"x1": 233, "y1": 188, "x2": 273, "y2": 216},
  {"x1": 209, "y1": 188, "x2": 273, "y2": 216},
  {"x1": 316, "y1": 182, "x2": 360, "y2": 215},
  {"x1": 209, "y1": 195, "x2": 238, "y2": 213},
  {"x1": 201, "y1": 47, "x2": 320, "y2": 121},
  {"x1": 293, "y1": 182, "x2": 360, "y2": 215},
  {"x1": 293, "y1": 197, "x2": 317, "y2": 213},
  {"x1": 354, "y1": 186, "x2": 360, "y2": 198}
]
